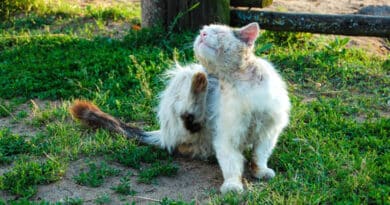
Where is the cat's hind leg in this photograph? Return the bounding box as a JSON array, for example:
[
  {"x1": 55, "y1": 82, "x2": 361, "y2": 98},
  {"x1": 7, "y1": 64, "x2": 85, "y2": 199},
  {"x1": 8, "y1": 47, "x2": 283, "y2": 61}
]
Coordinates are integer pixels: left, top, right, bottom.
[
  {"x1": 180, "y1": 71, "x2": 208, "y2": 133},
  {"x1": 251, "y1": 134, "x2": 278, "y2": 180},
  {"x1": 157, "y1": 64, "x2": 209, "y2": 152},
  {"x1": 251, "y1": 114, "x2": 288, "y2": 180},
  {"x1": 250, "y1": 128, "x2": 281, "y2": 180}
]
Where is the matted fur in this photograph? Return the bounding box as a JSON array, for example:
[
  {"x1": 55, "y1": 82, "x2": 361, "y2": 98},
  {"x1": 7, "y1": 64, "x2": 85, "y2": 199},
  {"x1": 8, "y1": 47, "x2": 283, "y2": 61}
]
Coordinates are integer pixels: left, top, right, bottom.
[
  {"x1": 193, "y1": 22, "x2": 290, "y2": 193},
  {"x1": 69, "y1": 65, "x2": 219, "y2": 158},
  {"x1": 70, "y1": 22, "x2": 290, "y2": 194},
  {"x1": 69, "y1": 100, "x2": 149, "y2": 143}
]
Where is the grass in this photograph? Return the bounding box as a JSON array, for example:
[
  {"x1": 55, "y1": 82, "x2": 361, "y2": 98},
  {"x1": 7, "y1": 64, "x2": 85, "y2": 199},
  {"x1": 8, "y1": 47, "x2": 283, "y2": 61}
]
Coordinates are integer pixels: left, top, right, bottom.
[
  {"x1": 0, "y1": 129, "x2": 31, "y2": 164},
  {"x1": 0, "y1": 158, "x2": 65, "y2": 198},
  {"x1": 94, "y1": 194, "x2": 111, "y2": 205},
  {"x1": 0, "y1": 0, "x2": 389, "y2": 204},
  {"x1": 138, "y1": 161, "x2": 179, "y2": 184},
  {"x1": 73, "y1": 161, "x2": 120, "y2": 187},
  {"x1": 111, "y1": 175, "x2": 137, "y2": 196}
]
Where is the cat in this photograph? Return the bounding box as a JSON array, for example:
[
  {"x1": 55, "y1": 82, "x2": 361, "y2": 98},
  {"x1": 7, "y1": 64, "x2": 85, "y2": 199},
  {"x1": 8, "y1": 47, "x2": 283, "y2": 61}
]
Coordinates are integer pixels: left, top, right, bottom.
[
  {"x1": 70, "y1": 22, "x2": 290, "y2": 194},
  {"x1": 70, "y1": 64, "x2": 219, "y2": 159},
  {"x1": 193, "y1": 22, "x2": 290, "y2": 193}
]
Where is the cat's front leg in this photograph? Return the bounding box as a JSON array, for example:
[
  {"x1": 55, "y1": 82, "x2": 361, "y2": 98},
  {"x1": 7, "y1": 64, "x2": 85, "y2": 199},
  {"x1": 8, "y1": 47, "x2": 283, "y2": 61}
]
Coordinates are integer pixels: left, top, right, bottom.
[
  {"x1": 213, "y1": 100, "x2": 248, "y2": 194},
  {"x1": 214, "y1": 139, "x2": 245, "y2": 194}
]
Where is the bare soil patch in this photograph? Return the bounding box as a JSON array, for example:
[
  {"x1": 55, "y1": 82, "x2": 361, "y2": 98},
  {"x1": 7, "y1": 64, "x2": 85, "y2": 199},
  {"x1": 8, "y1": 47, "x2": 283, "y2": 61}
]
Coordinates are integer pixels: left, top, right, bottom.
[
  {"x1": 0, "y1": 99, "x2": 60, "y2": 137},
  {"x1": 0, "y1": 100, "x2": 222, "y2": 203},
  {"x1": 0, "y1": 155, "x2": 222, "y2": 204}
]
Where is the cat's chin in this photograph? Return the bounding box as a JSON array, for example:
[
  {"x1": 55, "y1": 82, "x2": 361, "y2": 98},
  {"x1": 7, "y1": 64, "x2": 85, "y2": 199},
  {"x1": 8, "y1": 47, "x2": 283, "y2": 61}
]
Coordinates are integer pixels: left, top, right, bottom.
[
  {"x1": 194, "y1": 40, "x2": 217, "y2": 59},
  {"x1": 196, "y1": 49, "x2": 214, "y2": 61}
]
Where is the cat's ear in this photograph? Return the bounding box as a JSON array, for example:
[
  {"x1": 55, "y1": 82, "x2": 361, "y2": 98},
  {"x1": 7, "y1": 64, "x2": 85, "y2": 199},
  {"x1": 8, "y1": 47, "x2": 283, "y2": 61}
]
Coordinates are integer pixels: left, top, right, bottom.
[{"x1": 236, "y1": 22, "x2": 259, "y2": 46}]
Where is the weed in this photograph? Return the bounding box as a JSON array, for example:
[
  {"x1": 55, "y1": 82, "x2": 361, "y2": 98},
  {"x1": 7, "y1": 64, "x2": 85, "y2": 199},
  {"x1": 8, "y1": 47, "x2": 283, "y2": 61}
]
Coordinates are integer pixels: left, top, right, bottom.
[
  {"x1": 94, "y1": 194, "x2": 111, "y2": 205},
  {"x1": 73, "y1": 161, "x2": 120, "y2": 187},
  {"x1": 0, "y1": 128, "x2": 30, "y2": 164},
  {"x1": 30, "y1": 123, "x2": 83, "y2": 159},
  {"x1": 85, "y1": 3, "x2": 140, "y2": 22},
  {"x1": 61, "y1": 197, "x2": 84, "y2": 205},
  {"x1": 0, "y1": 99, "x2": 15, "y2": 117},
  {"x1": 2, "y1": 198, "x2": 83, "y2": 204},
  {"x1": 159, "y1": 198, "x2": 194, "y2": 205},
  {"x1": 0, "y1": 0, "x2": 46, "y2": 20},
  {"x1": 16, "y1": 110, "x2": 28, "y2": 119},
  {"x1": 110, "y1": 140, "x2": 170, "y2": 169},
  {"x1": 0, "y1": 158, "x2": 65, "y2": 198},
  {"x1": 111, "y1": 176, "x2": 136, "y2": 196},
  {"x1": 30, "y1": 102, "x2": 68, "y2": 127},
  {"x1": 138, "y1": 161, "x2": 179, "y2": 184}
]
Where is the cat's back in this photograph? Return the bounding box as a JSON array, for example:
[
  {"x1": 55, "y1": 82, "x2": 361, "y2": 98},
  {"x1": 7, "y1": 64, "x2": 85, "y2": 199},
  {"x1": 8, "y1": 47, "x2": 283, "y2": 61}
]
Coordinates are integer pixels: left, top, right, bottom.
[
  {"x1": 255, "y1": 57, "x2": 286, "y2": 87},
  {"x1": 234, "y1": 57, "x2": 290, "y2": 114},
  {"x1": 254, "y1": 57, "x2": 290, "y2": 112}
]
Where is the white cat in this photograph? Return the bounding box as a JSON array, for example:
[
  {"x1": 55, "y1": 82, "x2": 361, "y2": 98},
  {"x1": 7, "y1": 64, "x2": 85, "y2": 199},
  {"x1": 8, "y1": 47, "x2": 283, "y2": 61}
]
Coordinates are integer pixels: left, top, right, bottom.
[
  {"x1": 192, "y1": 22, "x2": 290, "y2": 193},
  {"x1": 70, "y1": 22, "x2": 290, "y2": 193}
]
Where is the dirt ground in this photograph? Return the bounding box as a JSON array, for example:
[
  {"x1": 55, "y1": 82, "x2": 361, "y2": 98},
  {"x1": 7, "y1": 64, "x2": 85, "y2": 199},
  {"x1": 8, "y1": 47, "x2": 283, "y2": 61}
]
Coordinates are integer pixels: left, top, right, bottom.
[
  {"x1": 35, "y1": 157, "x2": 223, "y2": 204},
  {"x1": 0, "y1": 0, "x2": 389, "y2": 204}
]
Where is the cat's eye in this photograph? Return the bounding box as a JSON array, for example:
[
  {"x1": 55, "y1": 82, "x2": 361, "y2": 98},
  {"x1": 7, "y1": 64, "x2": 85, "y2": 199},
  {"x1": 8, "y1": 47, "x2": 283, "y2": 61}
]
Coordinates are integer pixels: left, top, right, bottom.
[{"x1": 201, "y1": 31, "x2": 207, "y2": 37}]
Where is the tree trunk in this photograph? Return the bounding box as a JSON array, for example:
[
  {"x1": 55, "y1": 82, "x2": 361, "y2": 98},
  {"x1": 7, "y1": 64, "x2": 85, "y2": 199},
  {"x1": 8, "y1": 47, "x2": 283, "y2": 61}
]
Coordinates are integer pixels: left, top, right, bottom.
[
  {"x1": 231, "y1": 9, "x2": 390, "y2": 37},
  {"x1": 141, "y1": 0, "x2": 166, "y2": 28}
]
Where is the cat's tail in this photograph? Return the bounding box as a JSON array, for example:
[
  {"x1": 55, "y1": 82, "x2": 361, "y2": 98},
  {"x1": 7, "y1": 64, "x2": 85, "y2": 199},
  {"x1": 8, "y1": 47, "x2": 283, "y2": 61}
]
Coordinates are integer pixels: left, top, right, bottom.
[{"x1": 69, "y1": 100, "x2": 161, "y2": 146}]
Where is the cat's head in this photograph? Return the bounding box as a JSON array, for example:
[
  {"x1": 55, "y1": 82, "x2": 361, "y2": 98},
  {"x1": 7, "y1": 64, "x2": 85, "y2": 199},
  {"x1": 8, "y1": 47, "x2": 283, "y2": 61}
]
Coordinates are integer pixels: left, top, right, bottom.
[{"x1": 194, "y1": 22, "x2": 259, "y2": 74}]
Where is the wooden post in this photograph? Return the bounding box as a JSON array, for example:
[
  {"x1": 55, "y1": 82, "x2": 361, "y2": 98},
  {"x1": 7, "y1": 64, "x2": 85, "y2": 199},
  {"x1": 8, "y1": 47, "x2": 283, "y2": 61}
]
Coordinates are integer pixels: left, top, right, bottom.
[
  {"x1": 231, "y1": 9, "x2": 390, "y2": 37},
  {"x1": 167, "y1": 0, "x2": 230, "y2": 31},
  {"x1": 141, "y1": 0, "x2": 230, "y2": 31}
]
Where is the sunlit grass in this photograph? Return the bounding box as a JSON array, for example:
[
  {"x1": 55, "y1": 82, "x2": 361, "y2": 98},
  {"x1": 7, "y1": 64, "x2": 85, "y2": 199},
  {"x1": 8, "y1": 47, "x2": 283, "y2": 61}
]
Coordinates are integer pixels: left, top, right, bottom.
[{"x1": 0, "y1": 0, "x2": 389, "y2": 203}]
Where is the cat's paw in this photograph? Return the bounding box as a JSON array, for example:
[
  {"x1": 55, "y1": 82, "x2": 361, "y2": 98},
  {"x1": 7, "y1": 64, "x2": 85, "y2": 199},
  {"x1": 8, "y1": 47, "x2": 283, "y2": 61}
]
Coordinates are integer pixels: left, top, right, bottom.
[
  {"x1": 220, "y1": 178, "x2": 243, "y2": 194},
  {"x1": 180, "y1": 112, "x2": 202, "y2": 133},
  {"x1": 252, "y1": 167, "x2": 275, "y2": 181},
  {"x1": 191, "y1": 72, "x2": 208, "y2": 94}
]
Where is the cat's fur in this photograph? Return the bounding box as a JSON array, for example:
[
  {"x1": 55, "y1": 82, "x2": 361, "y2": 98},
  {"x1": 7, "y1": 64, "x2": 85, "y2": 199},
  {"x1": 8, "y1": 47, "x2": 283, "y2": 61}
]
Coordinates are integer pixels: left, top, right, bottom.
[
  {"x1": 193, "y1": 23, "x2": 290, "y2": 193},
  {"x1": 70, "y1": 22, "x2": 290, "y2": 194}
]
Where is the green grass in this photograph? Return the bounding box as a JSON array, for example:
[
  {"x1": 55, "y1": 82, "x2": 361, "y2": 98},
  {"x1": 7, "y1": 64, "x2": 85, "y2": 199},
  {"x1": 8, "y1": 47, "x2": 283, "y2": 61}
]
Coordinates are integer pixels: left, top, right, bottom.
[
  {"x1": 0, "y1": 0, "x2": 389, "y2": 204},
  {"x1": 0, "y1": 197, "x2": 83, "y2": 205},
  {"x1": 73, "y1": 161, "x2": 120, "y2": 187},
  {"x1": 109, "y1": 140, "x2": 171, "y2": 169},
  {"x1": 138, "y1": 161, "x2": 179, "y2": 184},
  {"x1": 1, "y1": 0, "x2": 140, "y2": 22},
  {"x1": 0, "y1": 158, "x2": 65, "y2": 198},
  {"x1": 111, "y1": 175, "x2": 137, "y2": 196},
  {"x1": 0, "y1": 129, "x2": 31, "y2": 164},
  {"x1": 94, "y1": 194, "x2": 111, "y2": 205}
]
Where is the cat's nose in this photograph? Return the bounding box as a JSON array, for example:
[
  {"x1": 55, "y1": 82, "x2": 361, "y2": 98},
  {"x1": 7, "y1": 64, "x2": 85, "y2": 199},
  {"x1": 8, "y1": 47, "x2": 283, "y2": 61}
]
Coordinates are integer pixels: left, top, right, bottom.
[{"x1": 200, "y1": 31, "x2": 207, "y2": 39}]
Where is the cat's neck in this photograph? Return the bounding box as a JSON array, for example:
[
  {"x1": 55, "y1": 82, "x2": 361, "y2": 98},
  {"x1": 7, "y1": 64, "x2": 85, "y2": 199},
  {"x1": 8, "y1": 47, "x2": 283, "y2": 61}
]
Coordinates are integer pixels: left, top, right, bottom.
[{"x1": 209, "y1": 54, "x2": 260, "y2": 84}]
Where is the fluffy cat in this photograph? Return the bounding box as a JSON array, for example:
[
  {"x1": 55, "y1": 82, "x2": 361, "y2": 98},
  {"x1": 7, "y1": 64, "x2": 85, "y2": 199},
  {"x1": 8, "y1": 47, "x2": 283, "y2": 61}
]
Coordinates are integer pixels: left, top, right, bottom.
[
  {"x1": 70, "y1": 64, "x2": 218, "y2": 159},
  {"x1": 70, "y1": 22, "x2": 290, "y2": 194},
  {"x1": 193, "y1": 22, "x2": 290, "y2": 193}
]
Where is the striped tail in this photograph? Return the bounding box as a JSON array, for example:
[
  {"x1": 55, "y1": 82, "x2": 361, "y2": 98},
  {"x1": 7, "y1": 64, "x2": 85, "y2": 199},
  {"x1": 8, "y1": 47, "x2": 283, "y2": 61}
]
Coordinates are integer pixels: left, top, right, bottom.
[{"x1": 69, "y1": 100, "x2": 160, "y2": 145}]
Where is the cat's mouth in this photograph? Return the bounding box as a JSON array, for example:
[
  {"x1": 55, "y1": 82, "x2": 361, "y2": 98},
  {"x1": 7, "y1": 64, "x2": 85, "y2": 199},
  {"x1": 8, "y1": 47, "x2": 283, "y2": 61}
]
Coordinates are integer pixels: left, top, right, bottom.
[{"x1": 197, "y1": 39, "x2": 217, "y2": 53}]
